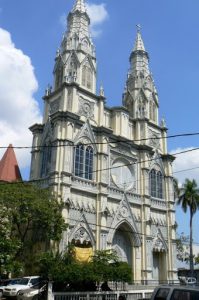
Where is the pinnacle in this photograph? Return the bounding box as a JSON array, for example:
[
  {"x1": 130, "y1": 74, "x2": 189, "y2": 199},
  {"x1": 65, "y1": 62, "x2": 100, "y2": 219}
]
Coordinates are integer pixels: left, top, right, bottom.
[
  {"x1": 133, "y1": 25, "x2": 146, "y2": 52},
  {"x1": 72, "y1": 0, "x2": 87, "y2": 13}
]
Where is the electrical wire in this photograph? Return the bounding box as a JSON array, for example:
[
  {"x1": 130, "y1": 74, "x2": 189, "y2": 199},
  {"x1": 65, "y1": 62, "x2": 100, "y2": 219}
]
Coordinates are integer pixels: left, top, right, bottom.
[
  {"x1": 1, "y1": 147, "x2": 199, "y2": 187},
  {"x1": 0, "y1": 131, "x2": 199, "y2": 149},
  {"x1": 65, "y1": 216, "x2": 173, "y2": 242}
]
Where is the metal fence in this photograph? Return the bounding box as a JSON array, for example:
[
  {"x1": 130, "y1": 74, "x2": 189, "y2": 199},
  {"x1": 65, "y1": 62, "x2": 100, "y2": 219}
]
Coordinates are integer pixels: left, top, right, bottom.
[{"x1": 52, "y1": 290, "x2": 153, "y2": 300}]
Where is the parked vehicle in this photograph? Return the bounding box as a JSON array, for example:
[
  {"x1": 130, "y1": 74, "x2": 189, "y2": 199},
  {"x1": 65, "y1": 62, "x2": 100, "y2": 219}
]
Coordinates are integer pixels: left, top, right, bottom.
[
  {"x1": 151, "y1": 284, "x2": 199, "y2": 300},
  {"x1": 17, "y1": 281, "x2": 47, "y2": 300},
  {"x1": 3, "y1": 277, "x2": 41, "y2": 298},
  {"x1": 178, "y1": 276, "x2": 197, "y2": 285},
  {"x1": 0, "y1": 279, "x2": 21, "y2": 298}
]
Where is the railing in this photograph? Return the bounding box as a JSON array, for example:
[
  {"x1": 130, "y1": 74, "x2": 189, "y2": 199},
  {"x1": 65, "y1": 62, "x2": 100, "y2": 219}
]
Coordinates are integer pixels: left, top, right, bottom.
[{"x1": 52, "y1": 291, "x2": 153, "y2": 300}]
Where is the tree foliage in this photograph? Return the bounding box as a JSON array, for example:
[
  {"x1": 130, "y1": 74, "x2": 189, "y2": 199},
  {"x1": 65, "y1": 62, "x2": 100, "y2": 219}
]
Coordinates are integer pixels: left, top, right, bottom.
[
  {"x1": 0, "y1": 182, "x2": 66, "y2": 275},
  {"x1": 177, "y1": 179, "x2": 199, "y2": 275},
  {"x1": 38, "y1": 248, "x2": 132, "y2": 290},
  {"x1": 176, "y1": 233, "x2": 190, "y2": 263}
]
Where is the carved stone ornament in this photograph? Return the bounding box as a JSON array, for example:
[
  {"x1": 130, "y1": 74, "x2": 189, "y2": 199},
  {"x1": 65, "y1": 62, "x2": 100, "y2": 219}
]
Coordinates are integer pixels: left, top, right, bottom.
[
  {"x1": 152, "y1": 232, "x2": 166, "y2": 252},
  {"x1": 119, "y1": 205, "x2": 129, "y2": 218},
  {"x1": 78, "y1": 97, "x2": 94, "y2": 119},
  {"x1": 50, "y1": 98, "x2": 60, "y2": 114},
  {"x1": 74, "y1": 227, "x2": 91, "y2": 243},
  {"x1": 148, "y1": 129, "x2": 160, "y2": 149}
]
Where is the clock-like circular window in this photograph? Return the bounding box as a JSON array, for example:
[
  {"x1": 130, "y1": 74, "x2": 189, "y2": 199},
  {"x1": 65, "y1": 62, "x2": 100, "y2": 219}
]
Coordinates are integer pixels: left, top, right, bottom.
[{"x1": 111, "y1": 159, "x2": 135, "y2": 190}]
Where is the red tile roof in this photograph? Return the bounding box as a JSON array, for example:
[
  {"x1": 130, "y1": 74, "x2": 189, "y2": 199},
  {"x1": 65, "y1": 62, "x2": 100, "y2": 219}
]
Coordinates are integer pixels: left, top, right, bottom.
[{"x1": 0, "y1": 144, "x2": 22, "y2": 182}]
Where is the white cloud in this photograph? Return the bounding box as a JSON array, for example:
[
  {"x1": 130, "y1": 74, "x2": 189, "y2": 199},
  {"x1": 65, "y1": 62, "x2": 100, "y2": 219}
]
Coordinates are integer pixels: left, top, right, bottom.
[
  {"x1": 59, "y1": 2, "x2": 108, "y2": 38},
  {"x1": 86, "y1": 2, "x2": 108, "y2": 37},
  {"x1": 171, "y1": 147, "x2": 199, "y2": 186},
  {"x1": 86, "y1": 3, "x2": 108, "y2": 25},
  {"x1": 0, "y1": 28, "x2": 42, "y2": 172}
]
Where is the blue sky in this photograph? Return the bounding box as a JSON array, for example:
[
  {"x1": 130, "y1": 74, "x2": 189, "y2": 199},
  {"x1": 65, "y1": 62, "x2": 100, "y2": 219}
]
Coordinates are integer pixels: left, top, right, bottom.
[{"x1": 0, "y1": 0, "x2": 199, "y2": 243}]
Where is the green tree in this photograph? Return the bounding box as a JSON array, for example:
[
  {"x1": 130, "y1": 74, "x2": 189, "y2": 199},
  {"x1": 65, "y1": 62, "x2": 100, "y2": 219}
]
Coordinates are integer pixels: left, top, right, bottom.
[
  {"x1": 177, "y1": 179, "x2": 199, "y2": 275},
  {"x1": 0, "y1": 182, "x2": 66, "y2": 275},
  {"x1": 38, "y1": 248, "x2": 132, "y2": 290},
  {"x1": 176, "y1": 233, "x2": 190, "y2": 263},
  {"x1": 91, "y1": 249, "x2": 119, "y2": 283}
]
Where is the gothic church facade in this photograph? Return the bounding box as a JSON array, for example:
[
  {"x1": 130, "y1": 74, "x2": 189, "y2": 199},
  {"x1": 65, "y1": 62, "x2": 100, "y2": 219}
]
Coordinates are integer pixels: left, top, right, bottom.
[{"x1": 30, "y1": 0, "x2": 177, "y2": 283}]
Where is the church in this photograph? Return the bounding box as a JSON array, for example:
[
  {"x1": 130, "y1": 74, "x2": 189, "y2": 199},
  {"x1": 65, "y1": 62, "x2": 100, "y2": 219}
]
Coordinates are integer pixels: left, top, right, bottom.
[{"x1": 30, "y1": 0, "x2": 177, "y2": 283}]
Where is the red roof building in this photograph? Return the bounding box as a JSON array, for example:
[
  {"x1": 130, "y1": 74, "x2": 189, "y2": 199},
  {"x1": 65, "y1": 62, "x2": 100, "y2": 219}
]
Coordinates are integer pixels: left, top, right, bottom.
[{"x1": 0, "y1": 144, "x2": 22, "y2": 182}]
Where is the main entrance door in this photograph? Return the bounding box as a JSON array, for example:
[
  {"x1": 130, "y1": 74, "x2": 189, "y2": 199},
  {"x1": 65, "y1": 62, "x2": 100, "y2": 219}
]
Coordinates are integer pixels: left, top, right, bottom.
[{"x1": 112, "y1": 226, "x2": 132, "y2": 265}]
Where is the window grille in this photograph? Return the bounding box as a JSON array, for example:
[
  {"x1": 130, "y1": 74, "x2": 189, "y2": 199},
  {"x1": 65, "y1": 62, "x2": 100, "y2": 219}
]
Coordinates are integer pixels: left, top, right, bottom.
[
  {"x1": 150, "y1": 169, "x2": 163, "y2": 199},
  {"x1": 74, "y1": 144, "x2": 94, "y2": 180}
]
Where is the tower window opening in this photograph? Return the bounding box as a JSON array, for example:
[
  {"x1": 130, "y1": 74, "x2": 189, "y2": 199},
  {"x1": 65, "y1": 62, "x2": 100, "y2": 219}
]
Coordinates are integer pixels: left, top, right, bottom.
[
  {"x1": 55, "y1": 67, "x2": 63, "y2": 89},
  {"x1": 82, "y1": 64, "x2": 93, "y2": 90},
  {"x1": 41, "y1": 143, "x2": 52, "y2": 177},
  {"x1": 74, "y1": 143, "x2": 94, "y2": 180},
  {"x1": 150, "y1": 168, "x2": 163, "y2": 199}
]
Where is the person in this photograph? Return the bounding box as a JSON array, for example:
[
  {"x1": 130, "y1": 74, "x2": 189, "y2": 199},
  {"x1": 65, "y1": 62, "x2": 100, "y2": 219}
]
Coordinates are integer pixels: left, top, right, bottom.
[
  {"x1": 101, "y1": 281, "x2": 112, "y2": 291},
  {"x1": 118, "y1": 295, "x2": 126, "y2": 300}
]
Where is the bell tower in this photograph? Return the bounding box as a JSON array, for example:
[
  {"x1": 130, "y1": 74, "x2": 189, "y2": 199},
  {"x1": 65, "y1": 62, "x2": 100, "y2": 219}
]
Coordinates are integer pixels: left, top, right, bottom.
[
  {"x1": 53, "y1": 0, "x2": 96, "y2": 93},
  {"x1": 123, "y1": 25, "x2": 159, "y2": 124}
]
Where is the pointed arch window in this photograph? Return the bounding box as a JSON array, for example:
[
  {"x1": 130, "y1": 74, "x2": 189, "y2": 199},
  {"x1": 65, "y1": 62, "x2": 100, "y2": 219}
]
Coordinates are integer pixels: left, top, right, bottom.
[
  {"x1": 149, "y1": 101, "x2": 156, "y2": 122},
  {"x1": 149, "y1": 102, "x2": 153, "y2": 120},
  {"x1": 150, "y1": 169, "x2": 156, "y2": 197},
  {"x1": 82, "y1": 63, "x2": 93, "y2": 90},
  {"x1": 152, "y1": 103, "x2": 156, "y2": 122},
  {"x1": 74, "y1": 144, "x2": 84, "y2": 177},
  {"x1": 74, "y1": 143, "x2": 94, "y2": 180},
  {"x1": 157, "y1": 171, "x2": 163, "y2": 199},
  {"x1": 41, "y1": 142, "x2": 52, "y2": 177},
  {"x1": 150, "y1": 169, "x2": 163, "y2": 199},
  {"x1": 55, "y1": 66, "x2": 63, "y2": 89}
]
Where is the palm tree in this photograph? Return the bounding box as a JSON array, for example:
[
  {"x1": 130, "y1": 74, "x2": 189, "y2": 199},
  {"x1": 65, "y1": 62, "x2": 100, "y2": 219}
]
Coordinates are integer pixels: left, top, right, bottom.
[{"x1": 177, "y1": 179, "x2": 199, "y2": 275}]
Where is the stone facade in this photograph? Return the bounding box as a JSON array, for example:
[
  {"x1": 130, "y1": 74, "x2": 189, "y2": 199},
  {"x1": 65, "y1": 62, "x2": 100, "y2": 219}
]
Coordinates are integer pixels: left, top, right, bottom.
[{"x1": 30, "y1": 0, "x2": 177, "y2": 283}]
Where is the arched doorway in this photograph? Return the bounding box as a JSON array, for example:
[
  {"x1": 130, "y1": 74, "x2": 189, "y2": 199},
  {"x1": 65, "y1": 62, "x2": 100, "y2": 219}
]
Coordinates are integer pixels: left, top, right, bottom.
[{"x1": 112, "y1": 224, "x2": 133, "y2": 266}]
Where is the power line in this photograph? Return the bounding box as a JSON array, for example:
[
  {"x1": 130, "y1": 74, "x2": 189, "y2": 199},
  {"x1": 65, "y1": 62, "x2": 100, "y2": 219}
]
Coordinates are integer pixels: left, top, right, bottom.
[
  {"x1": 1, "y1": 131, "x2": 199, "y2": 149},
  {"x1": 66, "y1": 216, "x2": 172, "y2": 242},
  {"x1": 1, "y1": 147, "x2": 199, "y2": 187}
]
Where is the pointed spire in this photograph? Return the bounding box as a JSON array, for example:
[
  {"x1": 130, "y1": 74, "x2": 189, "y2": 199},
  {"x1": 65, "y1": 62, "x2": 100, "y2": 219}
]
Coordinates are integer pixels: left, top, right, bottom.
[
  {"x1": 0, "y1": 144, "x2": 22, "y2": 182},
  {"x1": 133, "y1": 25, "x2": 146, "y2": 52},
  {"x1": 72, "y1": 0, "x2": 87, "y2": 13}
]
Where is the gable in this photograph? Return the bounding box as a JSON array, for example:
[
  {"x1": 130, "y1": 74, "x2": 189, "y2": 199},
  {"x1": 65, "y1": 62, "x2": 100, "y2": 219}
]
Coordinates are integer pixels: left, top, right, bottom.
[
  {"x1": 81, "y1": 54, "x2": 96, "y2": 73},
  {"x1": 153, "y1": 228, "x2": 168, "y2": 252},
  {"x1": 65, "y1": 50, "x2": 80, "y2": 67},
  {"x1": 41, "y1": 120, "x2": 53, "y2": 145},
  {"x1": 73, "y1": 120, "x2": 97, "y2": 153},
  {"x1": 68, "y1": 212, "x2": 95, "y2": 246},
  {"x1": 149, "y1": 150, "x2": 165, "y2": 174},
  {"x1": 107, "y1": 193, "x2": 141, "y2": 247}
]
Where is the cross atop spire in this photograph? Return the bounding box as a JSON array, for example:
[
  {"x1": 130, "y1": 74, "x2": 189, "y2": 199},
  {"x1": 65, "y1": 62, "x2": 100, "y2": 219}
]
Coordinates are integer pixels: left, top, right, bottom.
[
  {"x1": 133, "y1": 25, "x2": 146, "y2": 52},
  {"x1": 72, "y1": 0, "x2": 87, "y2": 13}
]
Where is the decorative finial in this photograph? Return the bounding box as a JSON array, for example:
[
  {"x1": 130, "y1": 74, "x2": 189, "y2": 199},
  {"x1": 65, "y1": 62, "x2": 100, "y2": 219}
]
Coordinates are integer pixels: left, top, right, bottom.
[
  {"x1": 136, "y1": 24, "x2": 141, "y2": 33},
  {"x1": 45, "y1": 84, "x2": 52, "y2": 96},
  {"x1": 56, "y1": 48, "x2": 60, "y2": 58},
  {"x1": 161, "y1": 117, "x2": 166, "y2": 128},
  {"x1": 100, "y1": 84, "x2": 104, "y2": 97}
]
